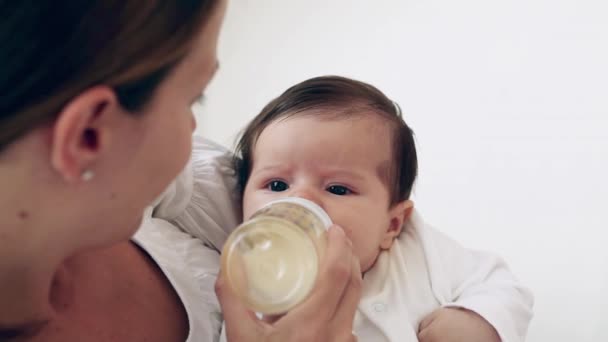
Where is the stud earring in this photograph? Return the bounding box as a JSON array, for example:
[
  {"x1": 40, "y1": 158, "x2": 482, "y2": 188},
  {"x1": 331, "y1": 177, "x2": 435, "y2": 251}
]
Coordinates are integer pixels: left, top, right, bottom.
[{"x1": 81, "y1": 169, "x2": 95, "y2": 182}]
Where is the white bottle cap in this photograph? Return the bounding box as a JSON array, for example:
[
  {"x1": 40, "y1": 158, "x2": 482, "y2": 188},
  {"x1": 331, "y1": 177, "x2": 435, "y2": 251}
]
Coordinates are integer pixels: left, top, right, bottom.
[{"x1": 260, "y1": 197, "x2": 333, "y2": 229}]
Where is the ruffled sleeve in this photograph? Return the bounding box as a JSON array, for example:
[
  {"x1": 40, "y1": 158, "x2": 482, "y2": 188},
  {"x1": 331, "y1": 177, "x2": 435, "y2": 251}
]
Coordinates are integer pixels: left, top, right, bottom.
[{"x1": 153, "y1": 135, "x2": 242, "y2": 252}]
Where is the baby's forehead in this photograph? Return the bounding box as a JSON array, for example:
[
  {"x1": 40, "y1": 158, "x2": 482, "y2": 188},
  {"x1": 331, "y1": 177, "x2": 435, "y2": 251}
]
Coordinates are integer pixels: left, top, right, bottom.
[
  {"x1": 294, "y1": 107, "x2": 395, "y2": 137},
  {"x1": 255, "y1": 115, "x2": 394, "y2": 168}
]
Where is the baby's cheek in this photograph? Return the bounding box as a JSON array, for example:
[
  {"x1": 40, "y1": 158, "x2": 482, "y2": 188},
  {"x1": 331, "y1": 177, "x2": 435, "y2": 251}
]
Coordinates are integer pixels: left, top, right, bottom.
[
  {"x1": 338, "y1": 227, "x2": 365, "y2": 264},
  {"x1": 241, "y1": 194, "x2": 260, "y2": 220},
  {"x1": 243, "y1": 191, "x2": 288, "y2": 219}
]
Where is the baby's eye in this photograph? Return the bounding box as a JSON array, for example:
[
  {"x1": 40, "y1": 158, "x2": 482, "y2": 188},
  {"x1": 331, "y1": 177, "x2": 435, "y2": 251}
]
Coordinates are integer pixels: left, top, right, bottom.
[
  {"x1": 267, "y1": 180, "x2": 289, "y2": 192},
  {"x1": 326, "y1": 185, "x2": 352, "y2": 196}
]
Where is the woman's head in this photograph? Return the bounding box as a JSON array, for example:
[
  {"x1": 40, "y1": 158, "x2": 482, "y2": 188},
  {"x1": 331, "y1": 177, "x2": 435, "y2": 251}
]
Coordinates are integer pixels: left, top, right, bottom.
[
  {"x1": 0, "y1": 0, "x2": 226, "y2": 326},
  {"x1": 1, "y1": 0, "x2": 219, "y2": 150}
]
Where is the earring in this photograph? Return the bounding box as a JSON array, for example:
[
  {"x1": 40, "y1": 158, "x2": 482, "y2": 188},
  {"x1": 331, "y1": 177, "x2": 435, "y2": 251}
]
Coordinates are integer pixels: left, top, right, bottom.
[{"x1": 81, "y1": 169, "x2": 95, "y2": 182}]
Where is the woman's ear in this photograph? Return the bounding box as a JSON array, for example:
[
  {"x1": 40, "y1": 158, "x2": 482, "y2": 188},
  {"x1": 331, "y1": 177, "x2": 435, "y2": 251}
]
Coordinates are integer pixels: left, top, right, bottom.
[
  {"x1": 380, "y1": 200, "x2": 414, "y2": 250},
  {"x1": 50, "y1": 86, "x2": 119, "y2": 183}
]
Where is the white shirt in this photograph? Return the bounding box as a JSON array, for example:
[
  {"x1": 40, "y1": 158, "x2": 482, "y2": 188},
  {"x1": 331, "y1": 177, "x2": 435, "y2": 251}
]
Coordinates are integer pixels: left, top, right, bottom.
[
  {"x1": 133, "y1": 212, "x2": 223, "y2": 342},
  {"x1": 352, "y1": 210, "x2": 534, "y2": 341},
  {"x1": 153, "y1": 136, "x2": 534, "y2": 342}
]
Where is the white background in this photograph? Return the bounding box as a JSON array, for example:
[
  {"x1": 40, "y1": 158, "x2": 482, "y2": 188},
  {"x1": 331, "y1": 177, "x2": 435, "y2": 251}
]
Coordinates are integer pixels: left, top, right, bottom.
[{"x1": 194, "y1": 1, "x2": 608, "y2": 341}]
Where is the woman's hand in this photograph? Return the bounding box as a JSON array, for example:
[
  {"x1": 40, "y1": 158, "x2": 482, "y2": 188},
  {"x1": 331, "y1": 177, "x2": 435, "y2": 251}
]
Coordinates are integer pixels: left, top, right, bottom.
[{"x1": 216, "y1": 224, "x2": 362, "y2": 342}]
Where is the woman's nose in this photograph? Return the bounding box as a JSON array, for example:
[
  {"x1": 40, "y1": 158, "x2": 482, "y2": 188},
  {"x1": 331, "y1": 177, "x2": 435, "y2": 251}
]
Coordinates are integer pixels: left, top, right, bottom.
[{"x1": 190, "y1": 113, "x2": 197, "y2": 132}]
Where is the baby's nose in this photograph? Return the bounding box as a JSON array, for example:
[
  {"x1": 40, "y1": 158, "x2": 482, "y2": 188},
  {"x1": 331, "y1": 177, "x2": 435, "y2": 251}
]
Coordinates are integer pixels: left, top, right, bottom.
[{"x1": 292, "y1": 188, "x2": 324, "y2": 209}]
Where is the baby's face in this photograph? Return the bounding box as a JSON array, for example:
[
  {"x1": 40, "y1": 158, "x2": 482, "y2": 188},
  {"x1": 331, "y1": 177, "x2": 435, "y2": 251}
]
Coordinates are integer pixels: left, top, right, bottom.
[{"x1": 243, "y1": 113, "x2": 409, "y2": 273}]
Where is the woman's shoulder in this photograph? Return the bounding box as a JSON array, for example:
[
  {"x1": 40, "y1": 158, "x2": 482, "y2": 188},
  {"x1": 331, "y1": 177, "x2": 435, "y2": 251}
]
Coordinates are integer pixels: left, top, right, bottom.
[{"x1": 134, "y1": 214, "x2": 223, "y2": 342}]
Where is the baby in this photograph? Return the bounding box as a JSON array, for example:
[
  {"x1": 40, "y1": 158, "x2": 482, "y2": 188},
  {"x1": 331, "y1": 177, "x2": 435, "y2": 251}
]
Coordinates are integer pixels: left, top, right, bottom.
[{"x1": 223, "y1": 75, "x2": 534, "y2": 341}]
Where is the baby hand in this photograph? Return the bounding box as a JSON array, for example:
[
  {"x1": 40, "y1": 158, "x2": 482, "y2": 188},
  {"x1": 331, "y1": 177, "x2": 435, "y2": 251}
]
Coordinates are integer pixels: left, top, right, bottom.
[{"x1": 417, "y1": 307, "x2": 500, "y2": 342}]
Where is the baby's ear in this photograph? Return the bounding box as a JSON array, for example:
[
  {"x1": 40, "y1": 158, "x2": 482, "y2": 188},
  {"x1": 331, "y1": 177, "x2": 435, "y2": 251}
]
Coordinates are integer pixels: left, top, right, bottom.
[{"x1": 380, "y1": 200, "x2": 414, "y2": 250}]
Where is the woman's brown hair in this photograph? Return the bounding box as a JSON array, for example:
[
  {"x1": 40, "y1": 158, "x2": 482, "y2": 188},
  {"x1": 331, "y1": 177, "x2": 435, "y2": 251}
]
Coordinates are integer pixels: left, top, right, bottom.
[{"x1": 1, "y1": 0, "x2": 218, "y2": 151}]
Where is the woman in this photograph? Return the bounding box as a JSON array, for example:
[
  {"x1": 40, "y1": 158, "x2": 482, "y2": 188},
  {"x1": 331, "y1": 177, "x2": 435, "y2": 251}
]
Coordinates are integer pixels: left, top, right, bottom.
[{"x1": 0, "y1": 1, "x2": 360, "y2": 341}]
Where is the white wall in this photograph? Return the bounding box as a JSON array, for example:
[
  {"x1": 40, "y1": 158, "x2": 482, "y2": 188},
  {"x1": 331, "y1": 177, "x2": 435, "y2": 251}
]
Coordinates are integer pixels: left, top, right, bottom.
[{"x1": 195, "y1": 1, "x2": 608, "y2": 341}]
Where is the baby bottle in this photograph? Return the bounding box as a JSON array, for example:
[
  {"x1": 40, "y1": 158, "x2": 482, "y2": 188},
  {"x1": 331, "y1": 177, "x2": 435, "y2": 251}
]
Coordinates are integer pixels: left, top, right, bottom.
[{"x1": 220, "y1": 197, "x2": 332, "y2": 315}]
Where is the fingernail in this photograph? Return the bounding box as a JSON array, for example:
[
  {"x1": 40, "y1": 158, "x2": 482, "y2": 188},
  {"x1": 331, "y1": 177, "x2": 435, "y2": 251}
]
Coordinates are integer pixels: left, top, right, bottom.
[{"x1": 331, "y1": 224, "x2": 345, "y2": 236}]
